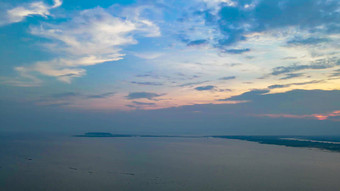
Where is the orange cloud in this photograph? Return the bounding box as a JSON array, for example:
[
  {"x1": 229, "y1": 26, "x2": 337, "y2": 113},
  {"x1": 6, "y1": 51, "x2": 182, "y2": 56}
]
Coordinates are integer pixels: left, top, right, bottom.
[{"x1": 312, "y1": 114, "x2": 328, "y2": 120}]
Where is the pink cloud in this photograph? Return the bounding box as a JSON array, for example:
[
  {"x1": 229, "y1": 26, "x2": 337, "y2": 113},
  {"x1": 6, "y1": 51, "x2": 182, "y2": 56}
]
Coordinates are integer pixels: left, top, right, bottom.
[{"x1": 256, "y1": 110, "x2": 340, "y2": 121}]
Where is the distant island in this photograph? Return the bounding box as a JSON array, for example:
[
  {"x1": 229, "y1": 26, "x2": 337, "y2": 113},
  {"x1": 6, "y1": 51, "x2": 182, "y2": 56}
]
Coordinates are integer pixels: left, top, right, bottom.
[{"x1": 73, "y1": 132, "x2": 135, "y2": 137}]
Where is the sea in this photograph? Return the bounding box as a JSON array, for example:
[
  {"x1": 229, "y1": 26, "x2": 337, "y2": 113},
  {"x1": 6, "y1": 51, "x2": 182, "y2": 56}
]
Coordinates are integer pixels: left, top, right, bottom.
[{"x1": 1, "y1": 133, "x2": 340, "y2": 191}]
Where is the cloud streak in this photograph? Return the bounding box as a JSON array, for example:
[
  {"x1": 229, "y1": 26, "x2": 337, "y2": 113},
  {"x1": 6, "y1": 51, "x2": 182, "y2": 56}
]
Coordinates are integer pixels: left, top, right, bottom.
[
  {"x1": 256, "y1": 110, "x2": 340, "y2": 121},
  {"x1": 279, "y1": 73, "x2": 303, "y2": 80},
  {"x1": 268, "y1": 80, "x2": 324, "y2": 89},
  {"x1": 132, "y1": 101, "x2": 156, "y2": 106},
  {"x1": 195, "y1": 85, "x2": 215, "y2": 91},
  {"x1": 270, "y1": 58, "x2": 340, "y2": 76},
  {"x1": 131, "y1": 81, "x2": 163, "y2": 86},
  {"x1": 219, "y1": 76, "x2": 236, "y2": 80},
  {"x1": 42, "y1": 91, "x2": 114, "y2": 100},
  {"x1": 224, "y1": 48, "x2": 250, "y2": 54},
  {"x1": 126, "y1": 92, "x2": 164, "y2": 100},
  {"x1": 287, "y1": 37, "x2": 330, "y2": 46},
  {"x1": 36, "y1": 91, "x2": 115, "y2": 106},
  {"x1": 178, "y1": 81, "x2": 209, "y2": 87}
]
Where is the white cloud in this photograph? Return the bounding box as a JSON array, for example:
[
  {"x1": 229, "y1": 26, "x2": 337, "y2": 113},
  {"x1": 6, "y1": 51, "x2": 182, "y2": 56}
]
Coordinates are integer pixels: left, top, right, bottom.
[
  {"x1": 133, "y1": 52, "x2": 164, "y2": 60},
  {"x1": 5, "y1": 0, "x2": 62, "y2": 24},
  {"x1": 201, "y1": 0, "x2": 237, "y2": 7},
  {"x1": 197, "y1": 0, "x2": 236, "y2": 15},
  {"x1": 12, "y1": 6, "x2": 160, "y2": 84},
  {"x1": 31, "y1": 55, "x2": 123, "y2": 83}
]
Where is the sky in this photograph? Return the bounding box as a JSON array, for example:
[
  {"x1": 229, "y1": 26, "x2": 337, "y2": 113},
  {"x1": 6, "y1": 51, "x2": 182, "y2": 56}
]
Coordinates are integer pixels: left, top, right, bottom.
[{"x1": 0, "y1": 0, "x2": 340, "y2": 134}]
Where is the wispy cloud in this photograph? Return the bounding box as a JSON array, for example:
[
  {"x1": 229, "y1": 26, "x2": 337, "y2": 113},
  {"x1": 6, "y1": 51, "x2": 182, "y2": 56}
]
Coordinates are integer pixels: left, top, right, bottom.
[
  {"x1": 1, "y1": 0, "x2": 62, "y2": 26},
  {"x1": 8, "y1": 6, "x2": 160, "y2": 84},
  {"x1": 0, "y1": 67, "x2": 42, "y2": 87}
]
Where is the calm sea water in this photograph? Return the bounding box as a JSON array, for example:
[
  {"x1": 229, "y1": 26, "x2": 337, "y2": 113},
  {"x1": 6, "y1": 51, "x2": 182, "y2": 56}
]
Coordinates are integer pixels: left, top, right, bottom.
[{"x1": 1, "y1": 134, "x2": 340, "y2": 191}]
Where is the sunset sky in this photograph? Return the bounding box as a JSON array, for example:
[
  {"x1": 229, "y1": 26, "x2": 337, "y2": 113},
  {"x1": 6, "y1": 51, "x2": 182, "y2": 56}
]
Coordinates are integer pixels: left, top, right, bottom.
[{"x1": 0, "y1": 0, "x2": 339, "y2": 134}]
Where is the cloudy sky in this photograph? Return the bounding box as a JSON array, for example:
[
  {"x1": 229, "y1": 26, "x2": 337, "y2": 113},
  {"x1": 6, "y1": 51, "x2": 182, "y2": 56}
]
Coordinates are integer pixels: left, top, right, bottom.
[{"x1": 0, "y1": 0, "x2": 339, "y2": 134}]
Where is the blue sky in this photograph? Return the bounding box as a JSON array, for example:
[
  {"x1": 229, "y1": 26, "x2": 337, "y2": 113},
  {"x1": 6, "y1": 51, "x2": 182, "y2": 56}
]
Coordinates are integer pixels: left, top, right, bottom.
[{"x1": 0, "y1": 0, "x2": 339, "y2": 134}]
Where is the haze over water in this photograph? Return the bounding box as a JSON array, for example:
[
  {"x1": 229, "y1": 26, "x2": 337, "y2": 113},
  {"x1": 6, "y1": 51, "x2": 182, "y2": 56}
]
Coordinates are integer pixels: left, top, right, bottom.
[{"x1": 1, "y1": 135, "x2": 340, "y2": 191}]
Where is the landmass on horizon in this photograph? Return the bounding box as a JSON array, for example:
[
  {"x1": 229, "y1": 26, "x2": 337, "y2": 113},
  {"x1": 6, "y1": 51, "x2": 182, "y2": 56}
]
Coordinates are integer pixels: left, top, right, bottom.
[{"x1": 74, "y1": 132, "x2": 340, "y2": 152}]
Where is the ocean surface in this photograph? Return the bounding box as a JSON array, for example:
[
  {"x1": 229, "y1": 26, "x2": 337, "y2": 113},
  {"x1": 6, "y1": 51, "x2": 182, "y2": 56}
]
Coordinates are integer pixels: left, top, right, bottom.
[{"x1": 1, "y1": 134, "x2": 340, "y2": 191}]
